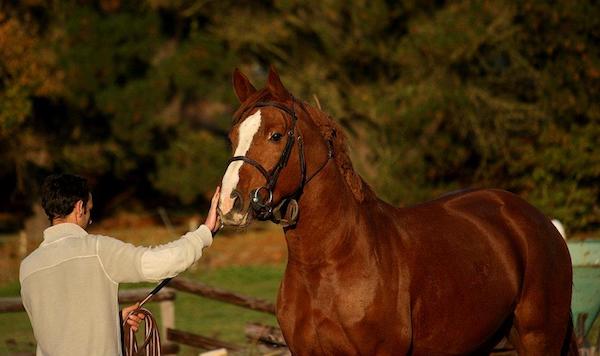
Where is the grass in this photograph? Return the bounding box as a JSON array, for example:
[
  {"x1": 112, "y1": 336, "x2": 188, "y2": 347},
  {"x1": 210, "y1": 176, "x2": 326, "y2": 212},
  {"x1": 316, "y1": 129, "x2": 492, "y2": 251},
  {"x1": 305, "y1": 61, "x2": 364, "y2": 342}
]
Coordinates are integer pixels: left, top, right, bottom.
[
  {"x1": 0, "y1": 281, "x2": 36, "y2": 354},
  {"x1": 166, "y1": 265, "x2": 285, "y2": 355}
]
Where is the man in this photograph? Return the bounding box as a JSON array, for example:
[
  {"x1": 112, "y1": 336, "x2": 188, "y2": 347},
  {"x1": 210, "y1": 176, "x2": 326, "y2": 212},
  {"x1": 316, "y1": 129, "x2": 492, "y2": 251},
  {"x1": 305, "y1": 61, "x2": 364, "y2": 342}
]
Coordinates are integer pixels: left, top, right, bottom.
[{"x1": 20, "y1": 174, "x2": 221, "y2": 355}]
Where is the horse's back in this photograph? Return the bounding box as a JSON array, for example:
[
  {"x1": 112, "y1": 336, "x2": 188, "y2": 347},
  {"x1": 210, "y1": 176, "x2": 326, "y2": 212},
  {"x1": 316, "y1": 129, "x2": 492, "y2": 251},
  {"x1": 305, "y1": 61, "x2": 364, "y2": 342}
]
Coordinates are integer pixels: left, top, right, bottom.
[{"x1": 398, "y1": 188, "x2": 569, "y2": 267}]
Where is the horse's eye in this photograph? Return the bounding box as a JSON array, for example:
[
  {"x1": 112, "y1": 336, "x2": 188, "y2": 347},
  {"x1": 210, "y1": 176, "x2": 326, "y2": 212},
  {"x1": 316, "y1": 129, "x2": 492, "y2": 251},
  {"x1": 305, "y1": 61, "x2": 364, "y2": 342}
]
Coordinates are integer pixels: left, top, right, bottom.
[{"x1": 270, "y1": 132, "x2": 283, "y2": 142}]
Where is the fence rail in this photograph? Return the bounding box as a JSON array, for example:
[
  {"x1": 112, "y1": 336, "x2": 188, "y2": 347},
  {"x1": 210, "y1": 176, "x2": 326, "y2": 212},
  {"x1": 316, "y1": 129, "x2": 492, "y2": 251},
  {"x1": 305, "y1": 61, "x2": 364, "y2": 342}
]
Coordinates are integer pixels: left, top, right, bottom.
[{"x1": 169, "y1": 276, "x2": 276, "y2": 314}]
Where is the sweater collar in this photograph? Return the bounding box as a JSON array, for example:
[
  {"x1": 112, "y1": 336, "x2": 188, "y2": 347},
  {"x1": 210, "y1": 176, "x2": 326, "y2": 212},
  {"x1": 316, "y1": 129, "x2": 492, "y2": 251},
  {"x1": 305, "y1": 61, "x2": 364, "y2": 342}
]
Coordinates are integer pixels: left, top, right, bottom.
[{"x1": 42, "y1": 223, "x2": 88, "y2": 246}]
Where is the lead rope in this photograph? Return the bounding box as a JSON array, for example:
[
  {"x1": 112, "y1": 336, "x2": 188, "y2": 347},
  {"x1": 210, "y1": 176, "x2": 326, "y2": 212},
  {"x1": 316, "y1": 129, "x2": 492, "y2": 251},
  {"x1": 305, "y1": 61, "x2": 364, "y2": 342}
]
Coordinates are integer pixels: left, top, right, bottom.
[
  {"x1": 122, "y1": 277, "x2": 173, "y2": 356},
  {"x1": 123, "y1": 308, "x2": 161, "y2": 356}
]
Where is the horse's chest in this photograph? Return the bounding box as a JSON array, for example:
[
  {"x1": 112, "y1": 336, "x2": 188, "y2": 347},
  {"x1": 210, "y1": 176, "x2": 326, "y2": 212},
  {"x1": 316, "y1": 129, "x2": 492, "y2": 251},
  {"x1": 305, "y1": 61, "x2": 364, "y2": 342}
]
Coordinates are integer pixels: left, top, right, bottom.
[
  {"x1": 327, "y1": 278, "x2": 379, "y2": 323},
  {"x1": 278, "y1": 272, "x2": 386, "y2": 353}
]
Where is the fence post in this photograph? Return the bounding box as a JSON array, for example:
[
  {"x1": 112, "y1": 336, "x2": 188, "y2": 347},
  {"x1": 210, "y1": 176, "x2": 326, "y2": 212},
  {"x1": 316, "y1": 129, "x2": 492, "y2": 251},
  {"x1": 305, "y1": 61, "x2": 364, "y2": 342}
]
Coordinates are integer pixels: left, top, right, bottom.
[{"x1": 160, "y1": 290, "x2": 175, "y2": 339}]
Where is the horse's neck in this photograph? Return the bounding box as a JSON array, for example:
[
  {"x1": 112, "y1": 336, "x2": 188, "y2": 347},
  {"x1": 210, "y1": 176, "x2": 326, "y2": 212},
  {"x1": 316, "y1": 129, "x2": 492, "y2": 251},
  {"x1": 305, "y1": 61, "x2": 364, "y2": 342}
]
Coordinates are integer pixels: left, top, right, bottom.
[{"x1": 284, "y1": 162, "x2": 368, "y2": 267}]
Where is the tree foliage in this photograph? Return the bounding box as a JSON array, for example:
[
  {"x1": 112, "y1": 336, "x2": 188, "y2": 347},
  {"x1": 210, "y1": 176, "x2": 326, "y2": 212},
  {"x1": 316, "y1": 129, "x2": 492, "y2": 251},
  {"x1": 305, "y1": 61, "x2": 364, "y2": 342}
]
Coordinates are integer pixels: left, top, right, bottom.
[{"x1": 0, "y1": 0, "x2": 598, "y2": 233}]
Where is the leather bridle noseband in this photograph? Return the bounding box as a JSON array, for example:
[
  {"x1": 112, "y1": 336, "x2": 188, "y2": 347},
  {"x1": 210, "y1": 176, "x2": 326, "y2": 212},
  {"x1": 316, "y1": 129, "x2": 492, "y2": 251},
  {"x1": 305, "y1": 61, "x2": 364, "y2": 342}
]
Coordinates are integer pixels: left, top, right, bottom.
[{"x1": 227, "y1": 97, "x2": 333, "y2": 226}]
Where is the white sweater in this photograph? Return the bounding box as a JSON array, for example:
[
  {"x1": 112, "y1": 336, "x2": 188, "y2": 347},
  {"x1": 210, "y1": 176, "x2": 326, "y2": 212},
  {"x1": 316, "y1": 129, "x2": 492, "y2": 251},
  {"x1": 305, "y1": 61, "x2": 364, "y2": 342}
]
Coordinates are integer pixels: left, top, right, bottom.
[{"x1": 19, "y1": 223, "x2": 213, "y2": 356}]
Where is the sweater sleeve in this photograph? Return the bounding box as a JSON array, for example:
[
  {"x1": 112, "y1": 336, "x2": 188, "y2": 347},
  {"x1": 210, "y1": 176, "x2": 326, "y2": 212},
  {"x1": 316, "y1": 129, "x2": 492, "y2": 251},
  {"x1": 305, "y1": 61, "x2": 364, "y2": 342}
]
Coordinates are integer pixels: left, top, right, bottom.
[{"x1": 96, "y1": 225, "x2": 213, "y2": 283}]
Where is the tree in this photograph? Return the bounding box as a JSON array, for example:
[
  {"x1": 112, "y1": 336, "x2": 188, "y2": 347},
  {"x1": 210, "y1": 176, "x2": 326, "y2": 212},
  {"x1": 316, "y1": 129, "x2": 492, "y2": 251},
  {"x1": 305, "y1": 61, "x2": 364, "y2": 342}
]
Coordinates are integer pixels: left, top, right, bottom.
[{"x1": 1, "y1": 0, "x2": 598, "y2": 233}]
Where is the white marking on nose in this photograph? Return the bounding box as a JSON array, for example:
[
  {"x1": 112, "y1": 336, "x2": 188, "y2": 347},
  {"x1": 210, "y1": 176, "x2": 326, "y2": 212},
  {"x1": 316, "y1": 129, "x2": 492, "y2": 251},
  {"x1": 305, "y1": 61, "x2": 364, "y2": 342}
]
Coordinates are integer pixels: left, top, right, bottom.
[{"x1": 220, "y1": 110, "x2": 262, "y2": 215}]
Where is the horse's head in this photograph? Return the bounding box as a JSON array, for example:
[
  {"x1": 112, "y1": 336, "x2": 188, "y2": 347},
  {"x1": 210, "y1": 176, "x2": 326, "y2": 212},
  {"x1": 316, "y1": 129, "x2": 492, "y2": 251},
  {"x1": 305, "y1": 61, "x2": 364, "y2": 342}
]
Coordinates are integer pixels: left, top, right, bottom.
[{"x1": 218, "y1": 67, "x2": 333, "y2": 228}]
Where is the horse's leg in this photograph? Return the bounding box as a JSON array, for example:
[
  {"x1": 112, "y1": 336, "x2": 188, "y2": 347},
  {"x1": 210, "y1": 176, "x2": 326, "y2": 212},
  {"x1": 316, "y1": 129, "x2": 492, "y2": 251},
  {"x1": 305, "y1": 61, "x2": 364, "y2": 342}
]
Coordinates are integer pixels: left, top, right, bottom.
[
  {"x1": 510, "y1": 290, "x2": 572, "y2": 355},
  {"x1": 498, "y1": 194, "x2": 574, "y2": 356}
]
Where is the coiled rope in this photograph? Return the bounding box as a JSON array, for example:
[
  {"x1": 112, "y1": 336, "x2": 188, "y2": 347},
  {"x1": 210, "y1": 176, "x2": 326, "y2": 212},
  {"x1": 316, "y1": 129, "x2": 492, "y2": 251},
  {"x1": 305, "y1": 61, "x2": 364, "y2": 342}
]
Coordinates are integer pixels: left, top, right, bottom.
[
  {"x1": 122, "y1": 278, "x2": 173, "y2": 355},
  {"x1": 123, "y1": 307, "x2": 161, "y2": 356}
]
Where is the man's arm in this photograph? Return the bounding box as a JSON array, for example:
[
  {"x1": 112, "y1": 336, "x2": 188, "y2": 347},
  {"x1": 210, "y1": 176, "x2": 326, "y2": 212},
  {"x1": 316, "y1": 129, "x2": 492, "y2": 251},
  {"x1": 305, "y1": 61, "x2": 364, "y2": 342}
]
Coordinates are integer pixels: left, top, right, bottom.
[{"x1": 97, "y1": 187, "x2": 221, "y2": 283}]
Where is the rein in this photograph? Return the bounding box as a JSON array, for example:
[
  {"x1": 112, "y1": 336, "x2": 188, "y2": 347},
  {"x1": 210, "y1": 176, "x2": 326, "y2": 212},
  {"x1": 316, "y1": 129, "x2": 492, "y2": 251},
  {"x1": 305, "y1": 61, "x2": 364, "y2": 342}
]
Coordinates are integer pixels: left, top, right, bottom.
[{"x1": 227, "y1": 97, "x2": 333, "y2": 226}]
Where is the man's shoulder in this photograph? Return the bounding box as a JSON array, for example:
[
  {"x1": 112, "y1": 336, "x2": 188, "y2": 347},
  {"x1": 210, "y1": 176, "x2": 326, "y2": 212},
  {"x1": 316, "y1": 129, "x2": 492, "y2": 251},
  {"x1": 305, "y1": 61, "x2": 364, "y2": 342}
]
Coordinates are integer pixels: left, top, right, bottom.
[
  {"x1": 19, "y1": 249, "x2": 38, "y2": 282},
  {"x1": 19, "y1": 247, "x2": 49, "y2": 284},
  {"x1": 19, "y1": 235, "x2": 109, "y2": 283},
  {"x1": 93, "y1": 233, "x2": 144, "y2": 257},
  {"x1": 92, "y1": 233, "x2": 130, "y2": 246}
]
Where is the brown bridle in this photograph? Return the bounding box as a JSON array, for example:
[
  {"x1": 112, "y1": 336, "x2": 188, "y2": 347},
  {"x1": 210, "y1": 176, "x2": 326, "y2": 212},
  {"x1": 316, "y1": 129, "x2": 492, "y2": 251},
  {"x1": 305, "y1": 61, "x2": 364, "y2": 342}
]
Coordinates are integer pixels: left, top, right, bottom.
[{"x1": 227, "y1": 97, "x2": 333, "y2": 226}]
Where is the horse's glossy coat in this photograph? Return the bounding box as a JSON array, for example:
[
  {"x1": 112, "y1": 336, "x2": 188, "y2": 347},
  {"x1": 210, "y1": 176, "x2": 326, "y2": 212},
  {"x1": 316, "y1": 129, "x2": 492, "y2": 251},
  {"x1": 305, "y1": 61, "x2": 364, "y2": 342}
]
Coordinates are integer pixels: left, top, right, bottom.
[{"x1": 218, "y1": 67, "x2": 577, "y2": 355}]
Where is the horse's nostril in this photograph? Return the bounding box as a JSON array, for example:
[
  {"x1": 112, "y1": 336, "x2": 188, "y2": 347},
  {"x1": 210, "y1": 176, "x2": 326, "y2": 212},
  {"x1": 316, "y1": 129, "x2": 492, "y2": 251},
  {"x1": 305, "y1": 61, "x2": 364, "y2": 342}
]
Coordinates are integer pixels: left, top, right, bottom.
[{"x1": 231, "y1": 189, "x2": 243, "y2": 212}]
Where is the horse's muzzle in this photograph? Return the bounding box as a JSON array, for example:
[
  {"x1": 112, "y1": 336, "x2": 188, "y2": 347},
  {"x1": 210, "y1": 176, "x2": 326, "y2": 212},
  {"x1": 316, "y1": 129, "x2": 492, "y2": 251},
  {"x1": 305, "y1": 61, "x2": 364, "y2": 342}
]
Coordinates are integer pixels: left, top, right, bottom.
[{"x1": 219, "y1": 189, "x2": 252, "y2": 227}]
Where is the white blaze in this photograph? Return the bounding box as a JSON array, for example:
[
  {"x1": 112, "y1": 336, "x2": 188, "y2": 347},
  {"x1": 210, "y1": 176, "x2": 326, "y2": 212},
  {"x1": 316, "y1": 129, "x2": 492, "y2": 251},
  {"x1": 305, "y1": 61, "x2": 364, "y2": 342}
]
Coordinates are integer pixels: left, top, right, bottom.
[{"x1": 220, "y1": 110, "x2": 262, "y2": 215}]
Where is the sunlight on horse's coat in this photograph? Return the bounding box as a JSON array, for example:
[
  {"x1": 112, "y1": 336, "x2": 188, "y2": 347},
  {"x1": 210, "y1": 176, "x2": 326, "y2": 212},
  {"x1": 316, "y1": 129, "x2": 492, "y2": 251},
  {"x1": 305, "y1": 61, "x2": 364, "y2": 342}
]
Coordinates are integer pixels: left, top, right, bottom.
[
  {"x1": 219, "y1": 67, "x2": 577, "y2": 355},
  {"x1": 220, "y1": 110, "x2": 262, "y2": 216}
]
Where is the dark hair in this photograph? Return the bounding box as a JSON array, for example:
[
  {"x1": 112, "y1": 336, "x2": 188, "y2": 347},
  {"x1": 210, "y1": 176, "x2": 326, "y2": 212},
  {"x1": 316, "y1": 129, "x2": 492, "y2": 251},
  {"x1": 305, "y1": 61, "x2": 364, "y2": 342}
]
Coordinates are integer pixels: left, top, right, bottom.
[{"x1": 41, "y1": 174, "x2": 90, "y2": 222}]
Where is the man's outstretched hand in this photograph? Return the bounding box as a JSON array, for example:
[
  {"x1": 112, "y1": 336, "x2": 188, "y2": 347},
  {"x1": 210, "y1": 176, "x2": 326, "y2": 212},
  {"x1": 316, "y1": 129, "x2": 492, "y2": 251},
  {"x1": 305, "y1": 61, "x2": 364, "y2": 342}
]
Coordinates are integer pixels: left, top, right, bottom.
[{"x1": 204, "y1": 186, "x2": 221, "y2": 233}]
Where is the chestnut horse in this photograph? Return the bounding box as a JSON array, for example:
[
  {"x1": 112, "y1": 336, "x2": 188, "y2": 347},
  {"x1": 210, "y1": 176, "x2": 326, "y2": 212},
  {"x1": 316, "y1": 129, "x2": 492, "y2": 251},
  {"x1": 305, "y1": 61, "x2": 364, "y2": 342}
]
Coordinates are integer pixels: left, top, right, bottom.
[{"x1": 217, "y1": 67, "x2": 577, "y2": 355}]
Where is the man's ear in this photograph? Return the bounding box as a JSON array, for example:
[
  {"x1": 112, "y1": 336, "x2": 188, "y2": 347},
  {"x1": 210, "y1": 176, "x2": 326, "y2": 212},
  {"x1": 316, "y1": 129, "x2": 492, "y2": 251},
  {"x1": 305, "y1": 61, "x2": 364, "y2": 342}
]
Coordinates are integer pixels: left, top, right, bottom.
[
  {"x1": 233, "y1": 68, "x2": 257, "y2": 103},
  {"x1": 266, "y1": 65, "x2": 291, "y2": 101},
  {"x1": 75, "y1": 200, "x2": 84, "y2": 216}
]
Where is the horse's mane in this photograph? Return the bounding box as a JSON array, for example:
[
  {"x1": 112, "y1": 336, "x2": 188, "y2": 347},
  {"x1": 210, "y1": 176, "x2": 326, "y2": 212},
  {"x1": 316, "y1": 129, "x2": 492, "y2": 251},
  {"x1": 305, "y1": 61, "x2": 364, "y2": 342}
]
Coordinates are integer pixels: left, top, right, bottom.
[
  {"x1": 300, "y1": 102, "x2": 376, "y2": 203},
  {"x1": 232, "y1": 88, "x2": 376, "y2": 203}
]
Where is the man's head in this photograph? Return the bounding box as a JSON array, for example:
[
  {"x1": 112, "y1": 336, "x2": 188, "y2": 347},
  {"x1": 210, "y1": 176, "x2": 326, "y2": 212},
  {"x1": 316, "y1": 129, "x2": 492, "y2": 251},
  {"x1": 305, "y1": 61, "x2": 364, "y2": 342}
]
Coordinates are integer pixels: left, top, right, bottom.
[{"x1": 41, "y1": 174, "x2": 93, "y2": 228}]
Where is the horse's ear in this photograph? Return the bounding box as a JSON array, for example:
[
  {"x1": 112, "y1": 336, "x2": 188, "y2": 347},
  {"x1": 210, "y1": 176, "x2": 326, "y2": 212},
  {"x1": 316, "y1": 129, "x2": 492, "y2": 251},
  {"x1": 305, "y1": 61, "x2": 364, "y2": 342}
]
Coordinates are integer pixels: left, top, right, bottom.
[
  {"x1": 233, "y1": 68, "x2": 257, "y2": 103},
  {"x1": 266, "y1": 65, "x2": 291, "y2": 101}
]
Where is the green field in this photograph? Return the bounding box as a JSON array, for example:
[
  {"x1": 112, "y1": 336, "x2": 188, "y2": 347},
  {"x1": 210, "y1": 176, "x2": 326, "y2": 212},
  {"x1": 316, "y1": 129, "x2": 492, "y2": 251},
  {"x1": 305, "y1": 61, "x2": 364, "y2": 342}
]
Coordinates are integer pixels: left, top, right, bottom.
[{"x1": 0, "y1": 264, "x2": 285, "y2": 355}]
